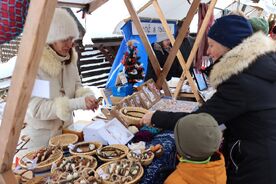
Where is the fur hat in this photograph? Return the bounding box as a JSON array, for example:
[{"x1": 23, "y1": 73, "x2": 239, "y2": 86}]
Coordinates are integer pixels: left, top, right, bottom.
[
  {"x1": 46, "y1": 8, "x2": 79, "y2": 44},
  {"x1": 208, "y1": 15, "x2": 253, "y2": 49},
  {"x1": 174, "y1": 113, "x2": 222, "y2": 161},
  {"x1": 249, "y1": 17, "x2": 269, "y2": 35},
  {"x1": 156, "y1": 32, "x2": 169, "y2": 43}
]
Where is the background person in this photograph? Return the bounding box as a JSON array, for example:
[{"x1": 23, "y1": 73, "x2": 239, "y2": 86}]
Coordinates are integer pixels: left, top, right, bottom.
[{"x1": 145, "y1": 32, "x2": 182, "y2": 82}]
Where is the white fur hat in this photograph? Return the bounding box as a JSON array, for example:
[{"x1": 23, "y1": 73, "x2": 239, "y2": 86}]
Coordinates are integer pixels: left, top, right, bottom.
[
  {"x1": 46, "y1": 8, "x2": 79, "y2": 44},
  {"x1": 156, "y1": 32, "x2": 169, "y2": 43}
]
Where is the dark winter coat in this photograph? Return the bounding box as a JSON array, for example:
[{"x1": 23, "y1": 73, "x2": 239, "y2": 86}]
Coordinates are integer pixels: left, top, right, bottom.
[
  {"x1": 152, "y1": 32, "x2": 276, "y2": 184},
  {"x1": 145, "y1": 42, "x2": 182, "y2": 82}
]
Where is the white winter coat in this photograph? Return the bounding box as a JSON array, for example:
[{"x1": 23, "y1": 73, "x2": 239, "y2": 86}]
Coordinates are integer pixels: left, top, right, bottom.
[{"x1": 20, "y1": 45, "x2": 93, "y2": 154}]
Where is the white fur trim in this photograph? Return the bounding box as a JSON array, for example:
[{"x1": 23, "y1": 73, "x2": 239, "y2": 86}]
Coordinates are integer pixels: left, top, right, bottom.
[
  {"x1": 210, "y1": 32, "x2": 276, "y2": 88},
  {"x1": 40, "y1": 46, "x2": 78, "y2": 77},
  {"x1": 54, "y1": 97, "x2": 72, "y2": 122},
  {"x1": 75, "y1": 87, "x2": 94, "y2": 98},
  {"x1": 47, "y1": 8, "x2": 79, "y2": 44}
]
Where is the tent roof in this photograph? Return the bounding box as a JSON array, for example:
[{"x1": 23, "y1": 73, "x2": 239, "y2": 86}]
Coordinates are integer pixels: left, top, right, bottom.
[{"x1": 74, "y1": 0, "x2": 272, "y2": 42}]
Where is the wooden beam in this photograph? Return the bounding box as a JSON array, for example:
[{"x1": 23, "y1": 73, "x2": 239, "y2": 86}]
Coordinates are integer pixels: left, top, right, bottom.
[
  {"x1": 174, "y1": 0, "x2": 217, "y2": 97},
  {"x1": 88, "y1": 0, "x2": 109, "y2": 13},
  {"x1": 124, "y1": 0, "x2": 171, "y2": 96},
  {"x1": 124, "y1": 0, "x2": 153, "y2": 22},
  {"x1": 0, "y1": 0, "x2": 57, "y2": 175},
  {"x1": 152, "y1": 0, "x2": 201, "y2": 102},
  {"x1": 58, "y1": 0, "x2": 108, "y2": 14},
  {"x1": 0, "y1": 170, "x2": 17, "y2": 184},
  {"x1": 155, "y1": 0, "x2": 200, "y2": 88}
]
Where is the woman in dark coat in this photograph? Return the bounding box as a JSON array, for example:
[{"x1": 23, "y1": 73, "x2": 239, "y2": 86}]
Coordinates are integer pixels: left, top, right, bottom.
[
  {"x1": 141, "y1": 15, "x2": 276, "y2": 184},
  {"x1": 145, "y1": 32, "x2": 182, "y2": 82}
]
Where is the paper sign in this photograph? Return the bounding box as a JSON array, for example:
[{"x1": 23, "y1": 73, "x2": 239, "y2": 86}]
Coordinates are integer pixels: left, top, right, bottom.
[
  {"x1": 98, "y1": 118, "x2": 134, "y2": 145},
  {"x1": 131, "y1": 22, "x2": 175, "y2": 35},
  {"x1": 31, "y1": 79, "x2": 50, "y2": 98}
]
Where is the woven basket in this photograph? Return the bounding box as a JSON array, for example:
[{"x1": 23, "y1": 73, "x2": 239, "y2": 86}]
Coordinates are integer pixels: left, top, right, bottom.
[
  {"x1": 127, "y1": 150, "x2": 154, "y2": 166},
  {"x1": 49, "y1": 134, "x2": 78, "y2": 149},
  {"x1": 25, "y1": 176, "x2": 45, "y2": 184},
  {"x1": 53, "y1": 155, "x2": 98, "y2": 173},
  {"x1": 25, "y1": 173, "x2": 60, "y2": 184},
  {"x1": 119, "y1": 107, "x2": 149, "y2": 126},
  {"x1": 69, "y1": 141, "x2": 102, "y2": 156},
  {"x1": 96, "y1": 144, "x2": 128, "y2": 162},
  {"x1": 95, "y1": 159, "x2": 144, "y2": 184},
  {"x1": 19, "y1": 149, "x2": 63, "y2": 173}
]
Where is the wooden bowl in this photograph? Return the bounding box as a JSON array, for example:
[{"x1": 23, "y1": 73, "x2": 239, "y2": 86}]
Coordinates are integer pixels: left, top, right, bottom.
[
  {"x1": 19, "y1": 148, "x2": 63, "y2": 173},
  {"x1": 69, "y1": 141, "x2": 102, "y2": 156},
  {"x1": 96, "y1": 144, "x2": 128, "y2": 162},
  {"x1": 119, "y1": 107, "x2": 149, "y2": 126},
  {"x1": 95, "y1": 159, "x2": 144, "y2": 184},
  {"x1": 49, "y1": 134, "x2": 78, "y2": 149},
  {"x1": 127, "y1": 150, "x2": 154, "y2": 166}
]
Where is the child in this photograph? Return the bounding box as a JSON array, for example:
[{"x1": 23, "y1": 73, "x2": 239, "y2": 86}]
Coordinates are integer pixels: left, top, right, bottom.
[{"x1": 165, "y1": 113, "x2": 226, "y2": 184}]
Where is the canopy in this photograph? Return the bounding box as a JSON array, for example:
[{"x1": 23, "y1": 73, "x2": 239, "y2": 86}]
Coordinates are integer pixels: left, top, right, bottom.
[{"x1": 73, "y1": 0, "x2": 235, "y2": 40}]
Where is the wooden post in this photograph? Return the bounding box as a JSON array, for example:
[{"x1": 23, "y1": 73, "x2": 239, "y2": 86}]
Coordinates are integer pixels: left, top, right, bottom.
[
  {"x1": 0, "y1": 170, "x2": 17, "y2": 184},
  {"x1": 0, "y1": 0, "x2": 57, "y2": 178},
  {"x1": 124, "y1": 0, "x2": 153, "y2": 22},
  {"x1": 155, "y1": 0, "x2": 200, "y2": 88},
  {"x1": 174, "y1": 0, "x2": 217, "y2": 97},
  {"x1": 88, "y1": 0, "x2": 109, "y2": 13},
  {"x1": 124, "y1": 0, "x2": 171, "y2": 96},
  {"x1": 152, "y1": 0, "x2": 201, "y2": 102}
]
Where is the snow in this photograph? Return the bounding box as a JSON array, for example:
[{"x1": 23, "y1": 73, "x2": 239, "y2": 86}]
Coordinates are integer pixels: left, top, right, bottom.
[{"x1": 0, "y1": 56, "x2": 16, "y2": 79}]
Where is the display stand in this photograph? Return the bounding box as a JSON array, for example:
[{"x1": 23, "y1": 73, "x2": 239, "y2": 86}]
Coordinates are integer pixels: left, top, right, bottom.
[
  {"x1": 124, "y1": 0, "x2": 217, "y2": 102},
  {"x1": 0, "y1": 0, "x2": 108, "y2": 183}
]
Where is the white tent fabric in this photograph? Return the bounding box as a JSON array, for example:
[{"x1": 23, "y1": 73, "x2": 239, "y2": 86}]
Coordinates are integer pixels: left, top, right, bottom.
[
  {"x1": 73, "y1": 0, "x2": 235, "y2": 42},
  {"x1": 240, "y1": 0, "x2": 276, "y2": 14}
]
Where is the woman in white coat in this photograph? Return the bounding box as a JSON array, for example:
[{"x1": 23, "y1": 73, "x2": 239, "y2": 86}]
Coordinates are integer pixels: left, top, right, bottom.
[{"x1": 20, "y1": 8, "x2": 98, "y2": 155}]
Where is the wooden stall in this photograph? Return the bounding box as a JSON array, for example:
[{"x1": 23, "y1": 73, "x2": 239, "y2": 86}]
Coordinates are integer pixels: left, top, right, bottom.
[{"x1": 124, "y1": 0, "x2": 217, "y2": 102}]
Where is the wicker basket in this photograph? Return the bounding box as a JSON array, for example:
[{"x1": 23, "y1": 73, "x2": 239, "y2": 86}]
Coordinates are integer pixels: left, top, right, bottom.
[
  {"x1": 95, "y1": 159, "x2": 144, "y2": 184},
  {"x1": 53, "y1": 155, "x2": 98, "y2": 173},
  {"x1": 49, "y1": 134, "x2": 78, "y2": 149},
  {"x1": 127, "y1": 150, "x2": 154, "y2": 166},
  {"x1": 96, "y1": 144, "x2": 129, "y2": 162},
  {"x1": 25, "y1": 176, "x2": 45, "y2": 184},
  {"x1": 69, "y1": 141, "x2": 102, "y2": 156},
  {"x1": 19, "y1": 149, "x2": 63, "y2": 173},
  {"x1": 25, "y1": 173, "x2": 60, "y2": 184},
  {"x1": 119, "y1": 107, "x2": 149, "y2": 126}
]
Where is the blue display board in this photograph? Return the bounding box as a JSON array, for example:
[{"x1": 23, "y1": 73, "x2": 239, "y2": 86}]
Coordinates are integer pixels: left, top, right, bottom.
[{"x1": 106, "y1": 20, "x2": 177, "y2": 89}]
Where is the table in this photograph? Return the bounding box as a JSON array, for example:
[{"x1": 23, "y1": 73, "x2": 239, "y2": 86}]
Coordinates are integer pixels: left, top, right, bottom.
[{"x1": 30, "y1": 130, "x2": 177, "y2": 183}]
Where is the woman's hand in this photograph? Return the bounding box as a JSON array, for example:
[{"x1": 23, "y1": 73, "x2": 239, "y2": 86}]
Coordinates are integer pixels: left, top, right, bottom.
[
  {"x1": 85, "y1": 96, "x2": 99, "y2": 111},
  {"x1": 140, "y1": 111, "x2": 154, "y2": 126}
]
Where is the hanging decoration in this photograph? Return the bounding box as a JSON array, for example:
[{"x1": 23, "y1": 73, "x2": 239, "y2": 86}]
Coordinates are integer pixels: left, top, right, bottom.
[
  {"x1": 0, "y1": 0, "x2": 30, "y2": 44},
  {"x1": 121, "y1": 40, "x2": 144, "y2": 84}
]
